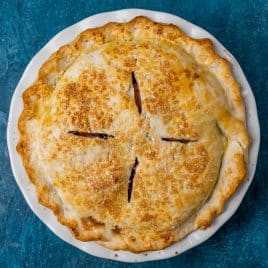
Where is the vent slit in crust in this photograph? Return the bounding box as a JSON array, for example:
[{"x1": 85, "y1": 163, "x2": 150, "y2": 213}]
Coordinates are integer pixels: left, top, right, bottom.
[
  {"x1": 161, "y1": 137, "x2": 198, "y2": 143},
  {"x1": 132, "y1": 72, "x2": 142, "y2": 114},
  {"x1": 128, "y1": 158, "x2": 139, "y2": 202},
  {"x1": 68, "y1": 131, "x2": 114, "y2": 140}
]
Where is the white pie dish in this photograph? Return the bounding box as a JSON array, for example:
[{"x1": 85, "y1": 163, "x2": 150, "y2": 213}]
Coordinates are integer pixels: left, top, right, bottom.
[{"x1": 7, "y1": 8, "x2": 260, "y2": 263}]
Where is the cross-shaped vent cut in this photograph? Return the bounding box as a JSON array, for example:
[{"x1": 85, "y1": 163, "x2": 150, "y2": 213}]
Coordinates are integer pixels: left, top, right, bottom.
[
  {"x1": 68, "y1": 131, "x2": 114, "y2": 140},
  {"x1": 161, "y1": 137, "x2": 198, "y2": 143},
  {"x1": 67, "y1": 72, "x2": 199, "y2": 203},
  {"x1": 132, "y1": 72, "x2": 142, "y2": 114},
  {"x1": 128, "y1": 158, "x2": 139, "y2": 202}
]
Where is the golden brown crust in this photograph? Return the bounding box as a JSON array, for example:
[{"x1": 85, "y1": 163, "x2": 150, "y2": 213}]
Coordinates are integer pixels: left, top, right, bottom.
[{"x1": 17, "y1": 16, "x2": 250, "y2": 252}]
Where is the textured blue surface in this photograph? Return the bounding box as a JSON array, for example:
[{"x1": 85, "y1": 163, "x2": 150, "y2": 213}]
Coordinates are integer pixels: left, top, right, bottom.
[{"x1": 1, "y1": 0, "x2": 267, "y2": 267}]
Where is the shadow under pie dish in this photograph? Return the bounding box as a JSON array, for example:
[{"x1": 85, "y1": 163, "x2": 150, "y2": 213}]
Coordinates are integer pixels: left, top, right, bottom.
[{"x1": 17, "y1": 16, "x2": 250, "y2": 252}]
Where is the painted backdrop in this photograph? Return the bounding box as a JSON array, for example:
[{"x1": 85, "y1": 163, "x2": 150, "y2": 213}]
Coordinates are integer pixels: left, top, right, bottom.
[{"x1": 0, "y1": 0, "x2": 267, "y2": 267}]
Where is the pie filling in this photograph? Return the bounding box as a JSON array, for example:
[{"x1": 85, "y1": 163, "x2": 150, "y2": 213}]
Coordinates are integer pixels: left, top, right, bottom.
[{"x1": 17, "y1": 17, "x2": 249, "y2": 252}]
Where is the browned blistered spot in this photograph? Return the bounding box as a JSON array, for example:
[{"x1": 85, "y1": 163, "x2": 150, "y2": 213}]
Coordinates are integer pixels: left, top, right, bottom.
[
  {"x1": 184, "y1": 69, "x2": 191, "y2": 78},
  {"x1": 184, "y1": 157, "x2": 208, "y2": 174},
  {"x1": 81, "y1": 216, "x2": 104, "y2": 230},
  {"x1": 160, "y1": 233, "x2": 172, "y2": 242},
  {"x1": 112, "y1": 225, "x2": 121, "y2": 234},
  {"x1": 130, "y1": 235, "x2": 136, "y2": 241},
  {"x1": 142, "y1": 213, "x2": 155, "y2": 222},
  {"x1": 193, "y1": 73, "x2": 200, "y2": 79}
]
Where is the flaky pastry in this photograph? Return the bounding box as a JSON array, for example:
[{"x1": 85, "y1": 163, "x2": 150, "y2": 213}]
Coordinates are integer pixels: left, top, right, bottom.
[{"x1": 17, "y1": 17, "x2": 250, "y2": 252}]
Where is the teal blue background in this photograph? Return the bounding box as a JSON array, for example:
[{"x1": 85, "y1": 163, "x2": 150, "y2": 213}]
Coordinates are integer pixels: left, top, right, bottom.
[{"x1": 0, "y1": 0, "x2": 267, "y2": 267}]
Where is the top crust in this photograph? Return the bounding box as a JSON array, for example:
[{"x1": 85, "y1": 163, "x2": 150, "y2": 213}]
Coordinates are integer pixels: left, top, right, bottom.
[{"x1": 17, "y1": 16, "x2": 250, "y2": 252}]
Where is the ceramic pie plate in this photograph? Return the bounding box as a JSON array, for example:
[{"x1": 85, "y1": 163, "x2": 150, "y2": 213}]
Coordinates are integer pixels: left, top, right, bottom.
[{"x1": 7, "y1": 9, "x2": 260, "y2": 263}]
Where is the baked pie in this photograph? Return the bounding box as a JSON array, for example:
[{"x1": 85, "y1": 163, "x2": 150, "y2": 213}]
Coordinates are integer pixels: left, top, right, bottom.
[{"x1": 17, "y1": 17, "x2": 250, "y2": 252}]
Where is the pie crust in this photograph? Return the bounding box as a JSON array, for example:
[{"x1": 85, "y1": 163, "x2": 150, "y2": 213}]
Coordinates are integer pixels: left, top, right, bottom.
[{"x1": 17, "y1": 17, "x2": 250, "y2": 252}]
